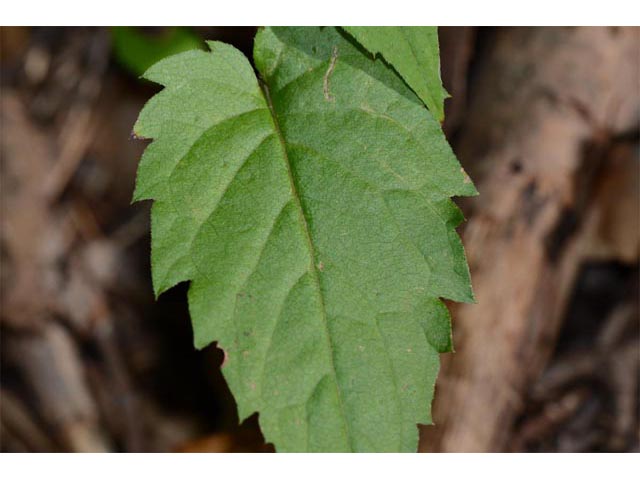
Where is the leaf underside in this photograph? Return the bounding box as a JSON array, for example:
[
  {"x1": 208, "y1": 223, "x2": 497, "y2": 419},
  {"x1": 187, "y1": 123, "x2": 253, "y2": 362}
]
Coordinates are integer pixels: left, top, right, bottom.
[{"x1": 133, "y1": 26, "x2": 476, "y2": 452}]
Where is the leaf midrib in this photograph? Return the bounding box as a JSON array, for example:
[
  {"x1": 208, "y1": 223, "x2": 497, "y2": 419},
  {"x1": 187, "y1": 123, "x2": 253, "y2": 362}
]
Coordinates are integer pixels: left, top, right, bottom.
[{"x1": 259, "y1": 79, "x2": 353, "y2": 451}]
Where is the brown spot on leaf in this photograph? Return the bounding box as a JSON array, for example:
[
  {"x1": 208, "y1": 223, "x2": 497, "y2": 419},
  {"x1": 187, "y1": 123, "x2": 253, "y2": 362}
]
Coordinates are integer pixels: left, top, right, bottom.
[
  {"x1": 323, "y1": 46, "x2": 339, "y2": 102},
  {"x1": 461, "y1": 167, "x2": 472, "y2": 184}
]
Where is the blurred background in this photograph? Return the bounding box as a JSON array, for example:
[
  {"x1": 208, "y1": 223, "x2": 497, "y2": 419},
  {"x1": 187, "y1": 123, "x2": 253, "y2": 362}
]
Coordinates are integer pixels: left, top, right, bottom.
[{"x1": 0, "y1": 26, "x2": 638, "y2": 453}]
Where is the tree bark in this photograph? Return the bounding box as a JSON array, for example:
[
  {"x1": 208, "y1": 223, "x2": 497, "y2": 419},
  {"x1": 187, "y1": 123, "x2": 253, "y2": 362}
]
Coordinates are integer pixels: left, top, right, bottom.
[{"x1": 420, "y1": 27, "x2": 639, "y2": 452}]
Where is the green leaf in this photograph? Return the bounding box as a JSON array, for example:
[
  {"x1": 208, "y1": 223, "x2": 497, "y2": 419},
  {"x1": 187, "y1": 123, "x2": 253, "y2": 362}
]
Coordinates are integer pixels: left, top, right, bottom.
[
  {"x1": 112, "y1": 27, "x2": 204, "y2": 77},
  {"x1": 133, "y1": 26, "x2": 475, "y2": 452},
  {"x1": 342, "y1": 26, "x2": 448, "y2": 122}
]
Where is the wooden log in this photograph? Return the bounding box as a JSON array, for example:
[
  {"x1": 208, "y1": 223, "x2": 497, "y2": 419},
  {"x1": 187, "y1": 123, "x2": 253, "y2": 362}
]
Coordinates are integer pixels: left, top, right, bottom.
[{"x1": 420, "y1": 27, "x2": 640, "y2": 452}]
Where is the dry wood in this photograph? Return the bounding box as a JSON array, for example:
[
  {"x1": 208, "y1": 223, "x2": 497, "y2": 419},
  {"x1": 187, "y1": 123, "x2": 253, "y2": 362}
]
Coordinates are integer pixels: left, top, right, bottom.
[{"x1": 420, "y1": 27, "x2": 640, "y2": 452}]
